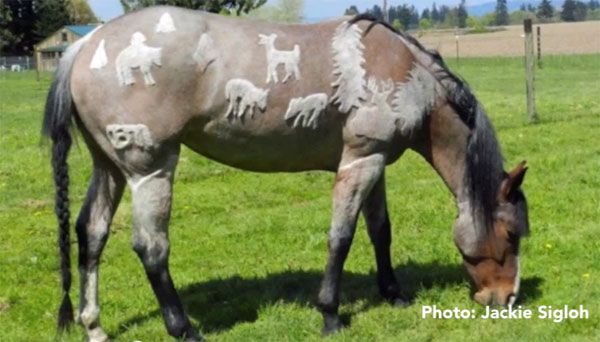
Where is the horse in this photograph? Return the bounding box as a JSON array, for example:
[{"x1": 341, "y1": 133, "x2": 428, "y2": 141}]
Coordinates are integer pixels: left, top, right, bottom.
[{"x1": 42, "y1": 7, "x2": 530, "y2": 341}]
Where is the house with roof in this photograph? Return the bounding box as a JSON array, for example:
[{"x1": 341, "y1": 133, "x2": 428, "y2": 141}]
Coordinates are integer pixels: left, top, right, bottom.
[{"x1": 34, "y1": 24, "x2": 100, "y2": 72}]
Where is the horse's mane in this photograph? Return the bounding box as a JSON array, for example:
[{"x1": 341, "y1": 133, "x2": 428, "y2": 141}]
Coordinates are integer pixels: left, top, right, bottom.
[{"x1": 348, "y1": 14, "x2": 506, "y2": 235}]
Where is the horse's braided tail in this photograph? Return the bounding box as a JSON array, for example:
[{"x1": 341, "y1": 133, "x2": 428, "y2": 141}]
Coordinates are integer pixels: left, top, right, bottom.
[{"x1": 41, "y1": 30, "x2": 95, "y2": 332}]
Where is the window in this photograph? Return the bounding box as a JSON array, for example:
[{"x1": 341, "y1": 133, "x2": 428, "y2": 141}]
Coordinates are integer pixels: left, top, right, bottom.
[
  {"x1": 61, "y1": 32, "x2": 68, "y2": 42},
  {"x1": 42, "y1": 52, "x2": 55, "y2": 59}
]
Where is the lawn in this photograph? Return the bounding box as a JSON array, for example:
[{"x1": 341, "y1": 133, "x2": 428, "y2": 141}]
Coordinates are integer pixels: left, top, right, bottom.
[{"x1": 0, "y1": 54, "x2": 598, "y2": 341}]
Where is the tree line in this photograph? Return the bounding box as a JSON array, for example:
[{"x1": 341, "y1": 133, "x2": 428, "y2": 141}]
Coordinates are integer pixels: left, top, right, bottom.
[
  {"x1": 119, "y1": 0, "x2": 266, "y2": 16},
  {"x1": 1, "y1": 0, "x2": 98, "y2": 55},
  {"x1": 1, "y1": 0, "x2": 268, "y2": 55},
  {"x1": 345, "y1": 1, "x2": 468, "y2": 31},
  {"x1": 345, "y1": 0, "x2": 600, "y2": 31}
]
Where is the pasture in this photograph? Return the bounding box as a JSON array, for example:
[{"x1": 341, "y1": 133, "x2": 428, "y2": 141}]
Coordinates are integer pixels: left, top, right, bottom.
[
  {"x1": 0, "y1": 54, "x2": 599, "y2": 341},
  {"x1": 419, "y1": 21, "x2": 600, "y2": 57}
]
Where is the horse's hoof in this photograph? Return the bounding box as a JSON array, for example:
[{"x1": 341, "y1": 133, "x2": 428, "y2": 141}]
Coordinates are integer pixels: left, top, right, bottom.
[
  {"x1": 321, "y1": 314, "x2": 344, "y2": 336},
  {"x1": 392, "y1": 297, "x2": 410, "y2": 308},
  {"x1": 87, "y1": 327, "x2": 110, "y2": 342},
  {"x1": 184, "y1": 328, "x2": 205, "y2": 342},
  {"x1": 321, "y1": 324, "x2": 343, "y2": 336},
  {"x1": 185, "y1": 336, "x2": 205, "y2": 342}
]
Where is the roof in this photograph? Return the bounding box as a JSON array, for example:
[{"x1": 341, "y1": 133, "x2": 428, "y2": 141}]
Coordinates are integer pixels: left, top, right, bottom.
[
  {"x1": 38, "y1": 43, "x2": 70, "y2": 53},
  {"x1": 65, "y1": 25, "x2": 100, "y2": 37},
  {"x1": 34, "y1": 24, "x2": 101, "y2": 50}
]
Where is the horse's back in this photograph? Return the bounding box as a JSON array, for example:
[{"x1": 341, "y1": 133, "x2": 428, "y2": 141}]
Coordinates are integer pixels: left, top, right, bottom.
[{"x1": 70, "y1": 7, "x2": 416, "y2": 172}]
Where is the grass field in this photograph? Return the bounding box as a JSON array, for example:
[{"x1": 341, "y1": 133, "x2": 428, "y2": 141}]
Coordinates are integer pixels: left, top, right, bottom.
[{"x1": 0, "y1": 54, "x2": 599, "y2": 341}]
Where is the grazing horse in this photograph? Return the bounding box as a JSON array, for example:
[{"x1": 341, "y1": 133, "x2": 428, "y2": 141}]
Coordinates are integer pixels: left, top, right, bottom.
[{"x1": 43, "y1": 7, "x2": 529, "y2": 341}]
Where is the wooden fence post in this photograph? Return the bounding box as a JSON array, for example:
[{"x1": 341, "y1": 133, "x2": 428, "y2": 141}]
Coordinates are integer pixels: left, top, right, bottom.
[
  {"x1": 524, "y1": 19, "x2": 539, "y2": 123},
  {"x1": 455, "y1": 34, "x2": 460, "y2": 67},
  {"x1": 537, "y1": 26, "x2": 543, "y2": 69}
]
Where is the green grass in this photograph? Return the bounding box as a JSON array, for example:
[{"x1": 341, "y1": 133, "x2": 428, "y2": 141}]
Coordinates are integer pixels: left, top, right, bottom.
[{"x1": 0, "y1": 54, "x2": 599, "y2": 341}]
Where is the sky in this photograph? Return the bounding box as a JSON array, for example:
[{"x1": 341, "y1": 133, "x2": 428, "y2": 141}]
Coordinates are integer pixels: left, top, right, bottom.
[{"x1": 89, "y1": 0, "x2": 500, "y2": 22}]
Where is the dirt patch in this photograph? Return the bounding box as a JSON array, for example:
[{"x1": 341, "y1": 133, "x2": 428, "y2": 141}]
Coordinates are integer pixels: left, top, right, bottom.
[
  {"x1": 21, "y1": 198, "x2": 51, "y2": 210},
  {"x1": 418, "y1": 21, "x2": 600, "y2": 57},
  {"x1": 0, "y1": 298, "x2": 10, "y2": 313}
]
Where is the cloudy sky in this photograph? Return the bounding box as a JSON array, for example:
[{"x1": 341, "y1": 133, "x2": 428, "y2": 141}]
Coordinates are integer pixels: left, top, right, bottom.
[{"x1": 89, "y1": 0, "x2": 497, "y2": 22}]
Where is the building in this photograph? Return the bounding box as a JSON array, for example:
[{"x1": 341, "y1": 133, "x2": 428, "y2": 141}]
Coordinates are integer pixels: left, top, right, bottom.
[{"x1": 34, "y1": 24, "x2": 100, "y2": 72}]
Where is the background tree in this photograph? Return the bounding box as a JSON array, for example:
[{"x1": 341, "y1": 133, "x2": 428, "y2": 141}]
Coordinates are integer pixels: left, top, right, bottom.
[
  {"x1": 574, "y1": 0, "x2": 589, "y2": 20},
  {"x1": 441, "y1": 7, "x2": 457, "y2": 28},
  {"x1": 588, "y1": 0, "x2": 600, "y2": 19},
  {"x1": 495, "y1": 0, "x2": 509, "y2": 25},
  {"x1": 431, "y1": 3, "x2": 440, "y2": 23},
  {"x1": 509, "y1": 9, "x2": 537, "y2": 24},
  {"x1": 388, "y1": 6, "x2": 397, "y2": 22},
  {"x1": 0, "y1": 1, "x2": 18, "y2": 53},
  {"x1": 246, "y1": 0, "x2": 303, "y2": 23},
  {"x1": 438, "y1": 5, "x2": 450, "y2": 23},
  {"x1": 120, "y1": 0, "x2": 267, "y2": 16},
  {"x1": 35, "y1": 0, "x2": 70, "y2": 41},
  {"x1": 480, "y1": 12, "x2": 495, "y2": 26},
  {"x1": 561, "y1": 0, "x2": 578, "y2": 21},
  {"x1": 368, "y1": 4, "x2": 384, "y2": 21},
  {"x1": 344, "y1": 5, "x2": 359, "y2": 16},
  {"x1": 457, "y1": 0, "x2": 468, "y2": 28},
  {"x1": 395, "y1": 4, "x2": 418, "y2": 30},
  {"x1": 421, "y1": 8, "x2": 430, "y2": 20},
  {"x1": 410, "y1": 5, "x2": 419, "y2": 26},
  {"x1": 68, "y1": 0, "x2": 98, "y2": 24},
  {"x1": 466, "y1": 15, "x2": 485, "y2": 32},
  {"x1": 275, "y1": 0, "x2": 303, "y2": 22},
  {"x1": 3, "y1": 0, "x2": 40, "y2": 55},
  {"x1": 537, "y1": 0, "x2": 555, "y2": 21},
  {"x1": 419, "y1": 17, "x2": 432, "y2": 30},
  {"x1": 2, "y1": 0, "x2": 99, "y2": 55}
]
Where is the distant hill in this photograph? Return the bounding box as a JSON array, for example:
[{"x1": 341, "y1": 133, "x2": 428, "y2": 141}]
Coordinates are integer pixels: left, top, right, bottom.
[{"x1": 467, "y1": 0, "x2": 565, "y2": 17}]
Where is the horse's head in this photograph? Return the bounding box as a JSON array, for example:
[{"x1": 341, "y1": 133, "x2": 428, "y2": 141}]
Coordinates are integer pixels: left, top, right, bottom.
[{"x1": 455, "y1": 161, "x2": 529, "y2": 306}]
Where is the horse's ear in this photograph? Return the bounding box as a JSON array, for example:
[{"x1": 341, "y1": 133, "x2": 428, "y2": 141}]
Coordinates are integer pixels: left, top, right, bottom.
[{"x1": 499, "y1": 161, "x2": 528, "y2": 200}]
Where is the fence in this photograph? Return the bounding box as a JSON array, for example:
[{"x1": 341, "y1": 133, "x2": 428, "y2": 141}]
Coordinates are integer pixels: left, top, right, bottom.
[{"x1": 0, "y1": 56, "x2": 36, "y2": 71}]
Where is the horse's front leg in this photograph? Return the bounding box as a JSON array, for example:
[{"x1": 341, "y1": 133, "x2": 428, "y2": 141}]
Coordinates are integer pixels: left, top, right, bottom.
[
  {"x1": 317, "y1": 153, "x2": 385, "y2": 335},
  {"x1": 128, "y1": 147, "x2": 201, "y2": 341},
  {"x1": 76, "y1": 159, "x2": 125, "y2": 342}
]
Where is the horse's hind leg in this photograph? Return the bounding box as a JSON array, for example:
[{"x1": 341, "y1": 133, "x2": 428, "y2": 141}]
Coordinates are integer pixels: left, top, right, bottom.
[
  {"x1": 361, "y1": 173, "x2": 407, "y2": 306},
  {"x1": 317, "y1": 154, "x2": 385, "y2": 335},
  {"x1": 128, "y1": 147, "x2": 200, "y2": 341},
  {"x1": 76, "y1": 158, "x2": 125, "y2": 342}
]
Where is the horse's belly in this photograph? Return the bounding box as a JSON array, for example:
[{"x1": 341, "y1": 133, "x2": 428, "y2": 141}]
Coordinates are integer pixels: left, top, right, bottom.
[{"x1": 181, "y1": 117, "x2": 344, "y2": 172}]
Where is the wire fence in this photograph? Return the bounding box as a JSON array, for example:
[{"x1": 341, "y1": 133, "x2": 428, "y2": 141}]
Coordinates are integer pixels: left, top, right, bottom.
[{"x1": 0, "y1": 56, "x2": 36, "y2": 72}]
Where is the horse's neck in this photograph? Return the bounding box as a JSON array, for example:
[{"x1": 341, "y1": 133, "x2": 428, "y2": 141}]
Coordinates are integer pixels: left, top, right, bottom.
[{"x1": 415, "y1": 105, "x2": 471, "y2": 204}]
